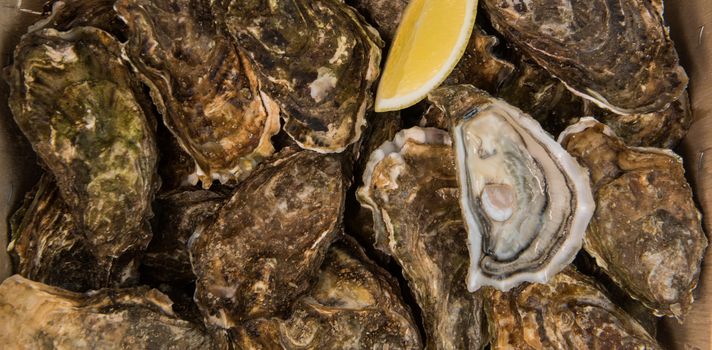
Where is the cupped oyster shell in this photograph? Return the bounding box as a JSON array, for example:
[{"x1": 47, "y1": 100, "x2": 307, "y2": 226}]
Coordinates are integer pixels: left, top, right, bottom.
[
  {"x1": 235, "y1": 238, "x2": 423, "y2": 349},
  {"x1": 189, "y1": 148, "x2": 347, "y2": 328},
  {"x1": 358, "y1": 127, "x2": 488, "y2": 350},
  {"x1": 116, "y1": 0, "x2": 281, "y2": 186},
  {"x1": 213, "y1": 0, "x2": 383, "y2": 152},
  {"x1": 0, "y1": 275, "x2": 218, "y2": 349},
  {"x1": 6, "y1": 27, "x2": 159, "y2": 260},
  {"x1": 482, "y1": 0, "x2": 688, "y2": 115},
  {"x1": 428, "y1": 85, "x2": 594, "y2": 292},
  {"x1": 486, "y1": 268, "x2": 660, "y2": 349},
  {"x1": 559, "y1": 118, "x2": 707, "y2": 318}
]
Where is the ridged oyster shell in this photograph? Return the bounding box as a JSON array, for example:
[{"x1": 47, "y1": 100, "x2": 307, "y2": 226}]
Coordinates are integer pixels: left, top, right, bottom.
[
  {"x1": 116, "y1": 0, "x2": 281, "y2": 186},
  {"x1": 213, "y1": 0, "x2": 383, "y2": 152},
  {"x1": 358, "y1": 127, "x2": 488, "y2": 350},
  {"x1": 429, "y1": 85, "x2": 594, "y2": 292},
  {"x1": 559, "y1": 118, "x2": 707, "y2": 318}
]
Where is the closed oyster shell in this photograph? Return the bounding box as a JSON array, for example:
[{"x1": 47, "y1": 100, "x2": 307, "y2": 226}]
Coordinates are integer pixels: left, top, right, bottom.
[
  {"x1": 31, "y1": 0, "x2": 127, "y2": 38},
  {"x1": 190, "y1": 149, "x2": 347, "y2": 328},
  {"x1": 235, "y1": 238, "x2": 422, "y2": 349},
  {"x1": 358, "y1": 127, "x2": 488, "y2": 350},
  {"x1": 429, "y1": 85, "x2": 594, "y2": 292},
  {"x1": 483, "y1": 0, "x2": 688, "y2": 115},
  {"x1": 559, "y1": 118, "x2": 707, "y2": 318},
  {"x1": 6, "y1": 27, "x2": 159, "y2": 260},
  {"x1": 486, "y1": 268, "x2": 660, "y2": 349},
  {"x1": 0, "y1": 275, "x2": 218, "y2": 349},
  {"x1": 350, "y1": 0, "x2": 409, "y2": 41},
  {"x1": 8, "y1": 175, "x2": 138, "y2": 292},
  {"x1": 116, "y1": 0, "x2": 281, "y2": 186},
  {"x1": 214, "y1": 0, "x2": 383, "y2": 152}
]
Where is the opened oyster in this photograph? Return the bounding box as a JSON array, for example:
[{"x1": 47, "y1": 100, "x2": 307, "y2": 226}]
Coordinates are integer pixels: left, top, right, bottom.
[
  {"x1": 358, "y1": 127, "x2": 488, "y2": 349},
  {"x1": 483, "y1": 0, "x2": 688, "y2": 114},
  {"x1": 0, "y1": 275, "x2": 218, "y2": 349},
  {"x1": 190, "y1": 149, "x2": 347, "y2": 328},
  {"x1": 560, "y1": 118, "x2": 707, "y2": 318},
  {"x1": 486, "y1": 268, "x2": 660, "y2": 349},
  {"x1": 116, "y1": 0, "x2": 281, "y2": 186},
  {"x1": 6, "y1": 27, "x2": 158, "y2": 260},
  {"x1": 235, "y1": 238, "x2": 422, "y2": 349},
  {"x1": 213, "y1": 0, "x2": 382, "y2": 152},
  {"x1": 428, "y1": 85, "x2": 594, "y2": 292}
]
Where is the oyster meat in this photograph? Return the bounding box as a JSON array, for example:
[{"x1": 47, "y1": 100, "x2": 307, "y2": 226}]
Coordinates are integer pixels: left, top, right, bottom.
[
  {"x1": 483, "y1": 0, "x2": 688, "y2": 114},
  {"x1": 190, "y1": 149, "x2": 347, "y2": 328},
  {"x1": 116, "y1": 0, "x2": 281, "y2": 186},
  {"x1": 235, "y1": 238, "x2": 423, "y2": 349},
  {"x1": 560, "y1": 118, "x2": 707, "y2": 318},
  {"x1": 6, "y1": 27, "x2": 159, "y2": 260},
  {"x1": 214, "y1": 0, "x2": 383, "y2": 152},
  {"x1": 429, "y1": 85, "x2": 594, "y2": 292},
  {"x1": 350, "y1": 0, "x2": 409, "y2": 41},
  {"x1": 358, "y1": 127, "x2": 488, "y2": 350},
  {"x1": 0, "y1": 275, "x2": 218, "y2": 349},
  {"x1": 486, "y1": 268, "x2": 660, "y2": 349}
]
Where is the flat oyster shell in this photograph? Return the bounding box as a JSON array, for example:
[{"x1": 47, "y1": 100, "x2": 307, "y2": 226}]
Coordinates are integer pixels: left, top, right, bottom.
[
  {"x1": 350, "y1": 0, "x2": 409, "y2": 41},
  {"x1": 116, "y1": 0, "x2": 281, "y2": 186},
  {"x1": 0, "y1": 275, "x2": 217, "y2": 349},
  {"x1": 8, "y1": 175, "x2": 138, "y2": 292},
  {"x1": 190, "y1": 148, "x2": 347, "y2": 328},
  {"x1": 429, "y1": 85, "x2": 594, "y2": 292},
  {"x1": 143, "y1": 189, "x2": 226, "y2": 283},
  {"x1": 358, "y1": 127, "x2": 488, "y2": 350},
  {"x1": 235, "y1": 238, "x2": 423, "y2": 349},
  {"x1": 482, "y1": 0, "x2": 688, "y2": 115},
  {"x1": 214, "y1": 0, "x2": 383, "y2": 152},
  {"x1": 6, "y1": 27, "x2": 159, "y2": 259},
  {"x1": 559, "y1": 118, "x2": 707, "y2": 318},
  {"x1": 486, "y1": 268, "x2": 660, "y2": 349}
]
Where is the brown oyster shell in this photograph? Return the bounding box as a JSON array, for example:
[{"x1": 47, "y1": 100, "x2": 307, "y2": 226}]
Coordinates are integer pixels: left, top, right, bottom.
[
  {"x1": 350, "y1": 0, "x2": 409, "y2": 41},
  {"x1": 6, "y1": 27, "x2": 159, "y2": 260},
  {"x1": 560, "y1": 118, "x2": 707, "y2": 318},
  {"x1": 235, "y1": 238, "x2": 423, "y2": 349},
  {"x1": 116, "y1": 0, "x2": 281, "y2": 187},
  {"x1": 31, "y1": 0, "x2": 127, "y2": 38},
  {"x1": 190, "y1": 148, "x2": 347, "y2": 328},
  {"x1": 358, "y1": 127, "x2": 488, "y2": 349},
  {"x1": 486, "y1": 268, "x2": 660, "y2": 349},
  {"x1": 0, "y1": 275, "x2": 218, "y2": 349},
  {"x1": 214, "y1": 0, "x2": 383, "y2": 152},
  {"x1": 482, "y1": 0, "x2": 688, "y2": 115}
]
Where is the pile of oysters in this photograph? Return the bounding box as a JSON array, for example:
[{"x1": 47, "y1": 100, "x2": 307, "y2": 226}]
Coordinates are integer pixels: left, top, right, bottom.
[{"x1": 0, "y1": 0, "x2": 706, "y2": 348}]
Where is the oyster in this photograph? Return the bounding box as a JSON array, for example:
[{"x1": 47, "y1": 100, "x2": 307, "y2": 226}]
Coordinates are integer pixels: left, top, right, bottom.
[
  {"x1": 560, "y1": 118, "x2": 707, "y2": 318},
  {"x1": 482, "y1": 0, "x2": 688, "y2": 114},
  {"x1": 155, "y1": 123, "x2": 201, "y2": 191},
  {"x1": 235, "y1": 238, "x2": 423, "y2": 349},
  {"x1": 486, "y1": 268, "x2": 660, "y2": 349},
  {"x1": 8, "y1": 175, "x2": 138, "y2": 292},
  {"x1": 190, "y1": 149, "x2": 347, "y2": 328},
  {"x1": 428, "y1": 85, "x2": 594, "y2": 292},
  {"x1": 143, "y1": 189, "x2": 226, "y2": 283},
  {"x1": 30, "y1": 0, "x2": 127, "y2": 37},
  {"x1": 214, "y1": 0, "x2": 383, "y2": 152},
  {"x1": 350, "y1": 0, "x2": 409, "y2": 41},
  {"x1": 116, "y1": 0, "x2": 281, "y2": 186},
  {"x1": 0, "y1": 275, "x2": 218, "y2": 349},
  {"x1": 358, "y1": 127, "x2": 488, "y2": 349},
  {"x1": 6, "y1": 27, "x2": 159, "y2": 260}
]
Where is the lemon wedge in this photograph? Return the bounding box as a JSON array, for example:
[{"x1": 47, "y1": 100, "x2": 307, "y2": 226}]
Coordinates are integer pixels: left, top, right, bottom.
[{"x1": 375, "y1": 0, "x2": 477, "y2": 112}]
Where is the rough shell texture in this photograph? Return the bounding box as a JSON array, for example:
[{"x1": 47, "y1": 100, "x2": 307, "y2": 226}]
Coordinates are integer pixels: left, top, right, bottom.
[
  {"x1": 350, "y1": 0, "x2": 409, "y2": 41},
  {"x1": 483, "y1": 0, "x2": 688, "y2": 115},
  {"x1": 358, "y1": 127, "x2": 488, "y2": 350},
  {"x1": 8, "y1": 175, "x2": 138, "y2": 292},
  {"x1": 214, "y1": 0, "x2": 383, "y2": 152},
  {"x1": 486, "y1": 268, "x2": 660, "y2": 349},
  {"x1": 235, "y1": 238, "x2": 423, "y2": 349},
  {"x1": 190, "y1": 149, "x2": 347, "y2": 328},
  {"x1": 560, "y1": 118, "x2": 707, "y2": 318},
  {"x1": 143, "y1": 189, "x2": 226, "y2": 283},
  {"x1": 32, "y1": 0, "x2": 127, "y2": 38},
  {"x1": 116, "y1": 0, "x2": 281, "y2": 186},
  {"x1": 6, "y1": 27, "x2": 159, "y2": 260},
  {"x1": 0, "y1": 275, "x2": 218, "y2": 349}
]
